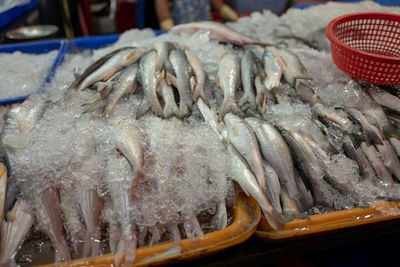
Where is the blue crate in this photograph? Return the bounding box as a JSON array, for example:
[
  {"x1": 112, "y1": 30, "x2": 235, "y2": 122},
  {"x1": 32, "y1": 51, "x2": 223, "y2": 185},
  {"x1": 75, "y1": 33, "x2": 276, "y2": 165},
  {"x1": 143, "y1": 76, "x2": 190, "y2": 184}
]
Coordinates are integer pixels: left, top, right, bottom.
[
  {"x1": 0, "y1": 39, "x2": 67, "y2": 104},
  {"x1": 0, "y1": 0, "x2": 37, "y2": 28},
  {"x1": 293, "y1": 0, "x2": 399, "y2": 9}
]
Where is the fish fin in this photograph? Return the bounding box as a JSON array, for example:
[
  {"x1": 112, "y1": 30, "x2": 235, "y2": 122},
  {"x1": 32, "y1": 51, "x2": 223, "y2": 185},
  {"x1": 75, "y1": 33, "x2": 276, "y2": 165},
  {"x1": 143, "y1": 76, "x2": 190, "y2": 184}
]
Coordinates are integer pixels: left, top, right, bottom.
[
  {"x1": 220, "y1": 51, "x2": 229, "y2": 61},
  {"x1": 176, "y1": 104, "x2": 191, "y2": 119},
  {"x1": 218, "y1": 99, "x2": 243, "y2": 121},
  {"x1": 164, "y1": 60, "x2": 176, "y2": 77},
  {"x1": 166, "y1": 72, "x2": 178, "y2": 87},
  {"x1": 216, "y1": 75, "x2": 221, "y2": 88},
  {"x1": 124, "y1": 51, "x2": 137, "y2": 61},
  {"x1": 193, "y1": 87, "x2": 208, "y2": 105},
  {"x1": 383, "y1": 125, "x2": 400, "y2": 140},
  {"x1": 260, "y1": 206, "x2": 284, "y2": 230},
  {"x1": 82, "y1": 93, "x2": 101, "y2": 106}
]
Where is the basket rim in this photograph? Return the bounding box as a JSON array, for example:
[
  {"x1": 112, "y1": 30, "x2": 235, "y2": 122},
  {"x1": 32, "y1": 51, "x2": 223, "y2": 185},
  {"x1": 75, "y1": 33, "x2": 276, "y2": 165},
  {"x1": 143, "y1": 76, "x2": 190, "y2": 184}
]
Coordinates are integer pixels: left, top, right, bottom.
[{"x1": 326, "y1": 12, "x2": 400, "y2": 64}]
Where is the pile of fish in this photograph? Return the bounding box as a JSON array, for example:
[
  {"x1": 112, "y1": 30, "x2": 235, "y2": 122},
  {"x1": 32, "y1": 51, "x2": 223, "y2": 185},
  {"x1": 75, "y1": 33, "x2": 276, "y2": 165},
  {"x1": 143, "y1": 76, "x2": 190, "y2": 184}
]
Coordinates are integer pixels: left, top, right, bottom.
[{"x1": 0, "y1": 18, "x2": 400, "y2": 266}]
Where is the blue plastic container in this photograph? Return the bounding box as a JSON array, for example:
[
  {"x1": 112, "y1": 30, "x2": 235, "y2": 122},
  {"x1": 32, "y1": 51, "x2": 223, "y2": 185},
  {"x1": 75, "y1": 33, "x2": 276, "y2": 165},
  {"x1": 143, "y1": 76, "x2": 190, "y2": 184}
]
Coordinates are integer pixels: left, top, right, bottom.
[
  {"x1": 0, "y1": 0, "x2": 37, "y2": 28},
  {"x1": 0, "y1": 39, "x2": 67, "y2": 103}
]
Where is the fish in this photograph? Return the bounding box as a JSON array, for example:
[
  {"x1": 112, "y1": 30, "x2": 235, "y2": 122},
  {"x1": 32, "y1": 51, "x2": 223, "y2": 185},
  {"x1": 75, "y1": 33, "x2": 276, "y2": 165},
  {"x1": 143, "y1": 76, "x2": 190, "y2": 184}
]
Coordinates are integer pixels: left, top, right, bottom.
[
  {"x1": 183, "y1": 214, "x2": 204, "y2": 242},
  {"x1": 342, "y1": 134, "x2": 376, "y2": 179},
  {"x1": 170, "y1": 21, "x2": 270, "y2": 46},
  {"x1": 196, "y1": 98, "x2": 224, "y2": 141},
  {"x1": 217, "y1": 52, "x2": 243, "y2": 120},
  {"x1": 0, "y1": 199, "x2": 33, "y2": 267},
  {"x1": 254, "y1": 75, "x2": 275, "y2": 114},
  {"x1": 211, "y1": 200, "x2": 228, "y2": 231},
  {"x1": 227, "y1": 144, "x2": 283, "y2": 229},
  {"x1": 390, "y1": 137, "x2": 400, "y2": 156},
  {"x1": 367, "y1": 85, "x2": 400, "y2": 114},
  {"x1": 184, "y1": 49, "x2": 208, "y2": 104},
  {"x1": 224, "y1": 114, "x2": 269, "y2": 199},
  {"x1": 280, "y1": 186, "x2": 301, "y2": 219},
  {"x1": 262, "y1": 46, "x2": 282, "y2": 90},
  {"x1": 310, "y1": 119, "x2": 338, "y2": 155},
  {"x1": 347, "y1": 81, "x2": 400, "y2": 140},
  {"x1": 159, "y1": 79, "x2": 179, "y2": 119},
  {"x1": 81, "y1": 81, "x2": 114, "y2": 107},
  {"x1": 0, "y1": 163, "x2": 6, "y2": 221},
  {"x1": 35, "y1": 187, "x2": 71, "y2": 264},
  {"x1": 70, "y1": 47, "x2": 149, "y2": 93},
  {"x1": 104, "y1": 64, "x2": 139, "y2": 116},
  {"x1": 313, "y1": 118, "x2": 344, "y2": 154},
  {"x1": 167, "y1": 49, "x2": 193, "y2": 118},
  {"x1": 153, "y1": 41, "x2": 176, "y2": 74},
  {"x1": 278, "y1": 126, "x2": 328, "y2": 205},
  {"x1": 106, "y1": 155, "x2": 137, "y2": 266},
  {"x1": 360, "y1": 142, "x2": 394, "y2": 187},
  {"x1": 277, "y1": 48, "x2": 312, "y2": 88},
  {"x1": 262, "y1": 160, "x2": 282, "y2": 213},
  {"x1": 376, "y1": 139, "x2": 400, "y2": 182},
  {"x1": 137, "y1": 50, "x2": 164, "y2": 118},
  {"x1": 238, "y1": 50, "x2": 257, "y2": 111},
  {"x1": 114, "y1": 119, "x2": 145, "y2": 195},
  {"x1": 244, "y1": 117, "x2": 301, "y2": 205}
]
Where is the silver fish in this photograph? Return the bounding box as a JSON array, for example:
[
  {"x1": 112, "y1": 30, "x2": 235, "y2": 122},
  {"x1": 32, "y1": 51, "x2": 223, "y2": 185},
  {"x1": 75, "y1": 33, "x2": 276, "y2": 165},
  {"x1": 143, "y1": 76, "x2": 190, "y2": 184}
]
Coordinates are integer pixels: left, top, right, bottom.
[
  {"x1": 263, "y1": 46, "x2": 282, "y2": 90},
  {"x1": 224, "y1": 114, "x2": 269, "y2": 199},
  {"x1": 114, "y1": 119, "x2": 145, "y2": 190},
  {"x1": 196, "y1": 98, "x2": 224, "y2": 141},
  {"x1": 390, "y1": 137, "x2": 400, "y2": 156},
  {"x1": 244, "y1": 117, "x2": 300, "y2": 204},
  {"x1": 360, "y1": 142, "x2": 393, "y2": 187},
  {"x1": 171, "y1": 21, "x2": 270, "y2": 46},
  {"x1": 367, "y1": 85, "x2": 400, "y2": 114},
  {"x1": 167, "y1": 49, "x2": 193, "y2": 118},
  {"x1": 159, "y1": 79, "x2": 179, "y2": 119},
  {"x1": 254, "y1": 75, "x2": 275, "y2": 113},
  {"x1": 0, "y1": 199, "x2": 33, "y2": 267},
  {"x1": 107, "y1": 155, "x2": 137, "y2": 266},
  {"x1": 312, "y1": 100, "x2": 355, "y2": 134},
  {"x1": 217, "y1": 52, "x2": 243, "y2": 120},
  {"x1": 184, "y1": 49, "x2": 208, "y2": 104},
  {"x1": 104, "y1": 64, "x2": 139, "y2": 116},
  {"x1": 137, "y1": 50, "x2": 164, "y2": 118},
  {"x1": 262, "y1": 160, "x2": 282, "y2": 214},
  {"x1": 70, "y1": 47, "x2": 148, "y2": 93},
  {"x1": 35, "y1": 187, "x2": 71, "y2": 263},
  {"x1": 277, "y1": 48, "x2": 312, "y2": 88},
  {"x1": 227, "y1": 144, "x2": 283, "y2": 229},
  {"x1": 239, "y1": 50, "x2": 257, "y2": 111},
  {"x1": 153, "y1": 41, "x2": 175, "y2": 74},
  {"x1": 280, "y1": 186, "x2": 301, "y2": 219},
  {"x1": 279, "y1": 126, "x2": 327, "y2": 205}
]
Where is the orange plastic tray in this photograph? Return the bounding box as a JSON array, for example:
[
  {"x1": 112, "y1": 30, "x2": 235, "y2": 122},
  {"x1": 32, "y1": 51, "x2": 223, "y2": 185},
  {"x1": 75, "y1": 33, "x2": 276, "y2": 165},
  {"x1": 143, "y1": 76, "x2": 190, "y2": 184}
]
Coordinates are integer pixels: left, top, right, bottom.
[
  {"x1": 256, "y1": 200, "x2": 400, "y2": 241},
  {"x1": 40, "y1": 193, "x2": 260, "y2": 266}
]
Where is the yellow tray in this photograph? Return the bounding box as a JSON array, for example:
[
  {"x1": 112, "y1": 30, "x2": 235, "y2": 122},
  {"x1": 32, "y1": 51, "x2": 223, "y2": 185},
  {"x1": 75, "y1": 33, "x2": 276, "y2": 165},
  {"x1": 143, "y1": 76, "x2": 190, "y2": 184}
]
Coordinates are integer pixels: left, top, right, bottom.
[
  {"x1": 40, "y1": 193, "x2": 260, "y2": 266},
  {"x1": 256, "y1": 200, "x2": 400, "y2": 241}
]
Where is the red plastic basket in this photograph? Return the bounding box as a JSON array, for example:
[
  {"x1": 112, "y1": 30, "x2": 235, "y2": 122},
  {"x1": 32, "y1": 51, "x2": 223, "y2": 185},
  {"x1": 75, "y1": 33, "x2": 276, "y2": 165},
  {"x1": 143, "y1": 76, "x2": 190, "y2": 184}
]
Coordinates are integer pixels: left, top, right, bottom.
[{"x1": 326, "y1": 12, "x2": 400, "y2": 85}]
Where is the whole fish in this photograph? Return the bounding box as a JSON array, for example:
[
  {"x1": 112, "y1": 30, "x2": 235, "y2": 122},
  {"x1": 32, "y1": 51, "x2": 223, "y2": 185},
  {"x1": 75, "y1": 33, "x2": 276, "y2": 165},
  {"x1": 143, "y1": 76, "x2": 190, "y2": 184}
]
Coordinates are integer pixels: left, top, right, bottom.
[
  {"x1": 262, "y1": 46, "x2": 282, "y2": 90},
  {"x1": 35, "y1": 187, "x2": 71, "y2": 264},
  {"x1": 342, "y1": 134, "x2": 376, "y2": 179},
  {"x1": 224, "y1": 114, "x2": 269, "y2": 199},
  {"x1": 104, "y1": 63, "x2": 139, "y2": 116},
  {"x1": 217, "y1": 52, "x2": 243, "y2": 120},
  {"x1": 184, "y1": 49, "x2": 208, "y2": 104},
  {"x1": 360, "y1": 142, "x2": 393, "y2": 187},
  {"x1": 227, "y1": 144, "x2": 283, "y2": 230},
  {"x1": 79, "y1": 188, "x2": 104, "y2": 258},
  {"x1": 277, "y1": 48, "x2": 312, "y2": 88},
  {"x1": 262, "y1": 160, "x2": 282, "y2": 214},
  {"x1": 106, "y1": 155, "x2": 137, "y2": 266},
  {"x1": 114, "y1": 119, "x2": 145, "y2": 192},
  {"x1": 153, "y1": 41, "x2": 175, "y2": 74},
  {"x1": 278, "y1": 126, "x2": 327, "y2": 205},
  {"x1": 0, "y1": 199, "x2": 33, "y2": 267},
  {"x1": 70, "y1": 47, "x2": 148, "y2": 93},
  {"x1": 367, "y1": 85, "x2": 400, "y2": 114},
  {"x1": 239, "y1": 50, "x2": 257, "y2": 111},
  {"x1": 167, "y1": 49, "x2": 193, "y2": 118},
  {"x1": 137, "y1": 50, "x2": 163, "y2": 118},
  {"x1": 244, "y1": 117, "x2": 301, "y2": 204},
  {"x1": 171, "y1": 21, "x2": 270, "y2": 46},
  {"x1": 159, "y1": 79, "x2": 179, "y2": 119}
]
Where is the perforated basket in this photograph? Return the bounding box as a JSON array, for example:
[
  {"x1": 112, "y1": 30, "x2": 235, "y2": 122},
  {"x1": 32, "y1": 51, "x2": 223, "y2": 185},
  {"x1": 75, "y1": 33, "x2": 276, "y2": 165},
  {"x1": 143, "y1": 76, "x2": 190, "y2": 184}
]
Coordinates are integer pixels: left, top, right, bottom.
[{"x1": 326, "y1": 12, "x2": 400, "y2": 85}]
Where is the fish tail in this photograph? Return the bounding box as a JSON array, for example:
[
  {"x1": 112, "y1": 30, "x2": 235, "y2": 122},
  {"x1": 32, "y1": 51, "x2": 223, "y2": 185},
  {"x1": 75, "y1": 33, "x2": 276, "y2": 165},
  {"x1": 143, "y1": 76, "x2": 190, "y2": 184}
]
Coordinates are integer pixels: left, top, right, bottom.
[
  {"x1": 176, "y1": 103, "x2": 191, "y2": 119},
  {"x1": 136, "y1": 99, "x2": 151, "y2": 119},
  {"x1": 366, "y1": 127, "x2": 384, "y2": 145},
  {"x1": 163, "y1": 104, "x2": 175, "y2": 119},
  {"x1": 260, "y1": 205, "x2": 284, "y2": 230},
  {"x1": 218, "y1": 99, "x2": 242, "y2": 121},
  {"x1": 383, "y1": 125, "x2": 400, "y2": 140},
  {"x1": 193, "y1": 86, "x2": 208, "y2": 105}
]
